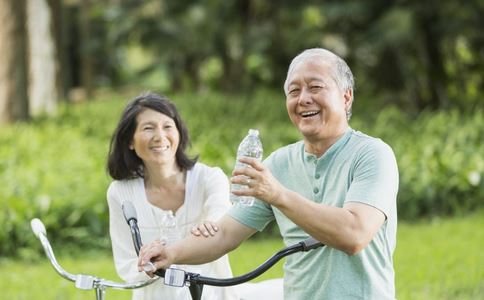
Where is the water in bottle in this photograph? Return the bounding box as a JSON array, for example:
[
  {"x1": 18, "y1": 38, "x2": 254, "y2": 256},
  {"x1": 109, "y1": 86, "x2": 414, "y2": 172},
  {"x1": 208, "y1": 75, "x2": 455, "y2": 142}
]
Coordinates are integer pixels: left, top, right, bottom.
[
  {"x1": 161, "y1": 210, "x2": 179, "y2": 245},
  {"x1": 230, "y1": 129, "x2": 263, "y2": 206}
]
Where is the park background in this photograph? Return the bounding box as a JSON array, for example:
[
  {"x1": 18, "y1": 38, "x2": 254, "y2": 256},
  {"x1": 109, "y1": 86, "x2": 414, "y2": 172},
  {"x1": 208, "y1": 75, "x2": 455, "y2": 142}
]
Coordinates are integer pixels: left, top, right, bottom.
[{"x1": 0, "y1": 0, "x2": 483, "y2": 299}]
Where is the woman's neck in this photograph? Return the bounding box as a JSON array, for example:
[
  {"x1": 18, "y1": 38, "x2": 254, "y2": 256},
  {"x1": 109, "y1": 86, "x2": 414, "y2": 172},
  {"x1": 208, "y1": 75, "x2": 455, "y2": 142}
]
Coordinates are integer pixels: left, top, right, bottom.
[
  {"x1": 144, "y1": 163, "x2": 185, "y2": 190},
  {"x1": 143, "y1": 163, "x2": 187, "y2": 212}
]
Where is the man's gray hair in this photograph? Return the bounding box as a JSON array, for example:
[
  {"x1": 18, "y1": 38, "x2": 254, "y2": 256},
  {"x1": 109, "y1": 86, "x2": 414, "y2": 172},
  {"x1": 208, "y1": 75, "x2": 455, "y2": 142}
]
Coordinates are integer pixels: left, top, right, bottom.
[{"x1": 283, "y1": 48, "x2": 355, "y2": 98}]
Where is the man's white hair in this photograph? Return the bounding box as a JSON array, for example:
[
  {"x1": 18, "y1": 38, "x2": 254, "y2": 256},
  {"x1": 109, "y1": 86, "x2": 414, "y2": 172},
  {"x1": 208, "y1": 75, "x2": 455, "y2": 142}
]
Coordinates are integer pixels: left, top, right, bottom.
[{"x1": 283, "y1": 48, "x2": 355, "y2": 98}]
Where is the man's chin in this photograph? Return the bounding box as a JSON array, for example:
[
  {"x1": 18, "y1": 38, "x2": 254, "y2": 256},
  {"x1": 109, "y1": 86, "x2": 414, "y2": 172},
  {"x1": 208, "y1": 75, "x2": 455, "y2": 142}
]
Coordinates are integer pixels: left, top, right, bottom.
[{"x1": 299, "y1": 127, "x2": 322, "y2": 139}]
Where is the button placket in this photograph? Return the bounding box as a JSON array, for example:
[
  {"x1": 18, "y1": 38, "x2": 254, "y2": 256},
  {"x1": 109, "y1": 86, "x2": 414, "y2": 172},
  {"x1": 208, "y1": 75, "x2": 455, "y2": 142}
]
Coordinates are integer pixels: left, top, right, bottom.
[{"x1": 313, "y1": 160, "x2": 322, "y2": 195}]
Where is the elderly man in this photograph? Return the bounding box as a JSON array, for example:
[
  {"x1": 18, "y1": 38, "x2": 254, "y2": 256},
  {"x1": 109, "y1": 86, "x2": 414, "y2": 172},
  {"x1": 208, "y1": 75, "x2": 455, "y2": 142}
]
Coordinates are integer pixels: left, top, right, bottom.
[{"x1": 139, "y1": 48, "x2": 399, "y2": 299}]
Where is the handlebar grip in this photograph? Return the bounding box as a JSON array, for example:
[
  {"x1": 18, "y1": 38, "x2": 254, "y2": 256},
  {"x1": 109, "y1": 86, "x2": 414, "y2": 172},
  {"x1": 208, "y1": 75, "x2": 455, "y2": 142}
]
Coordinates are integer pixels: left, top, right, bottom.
[
  {"x1": 301, "y1": 237, "x2": 323, "y2": 251},
  {"x1": 31, "y1": 218, "x2": 46, "y2": 238}
]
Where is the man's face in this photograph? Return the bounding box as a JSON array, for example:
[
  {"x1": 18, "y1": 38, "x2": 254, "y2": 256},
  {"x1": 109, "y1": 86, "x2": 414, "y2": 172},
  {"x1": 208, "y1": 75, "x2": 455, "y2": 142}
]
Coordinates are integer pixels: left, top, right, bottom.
[{"x1": 285, "y1": 59, "x2": 352, "y2": 141}]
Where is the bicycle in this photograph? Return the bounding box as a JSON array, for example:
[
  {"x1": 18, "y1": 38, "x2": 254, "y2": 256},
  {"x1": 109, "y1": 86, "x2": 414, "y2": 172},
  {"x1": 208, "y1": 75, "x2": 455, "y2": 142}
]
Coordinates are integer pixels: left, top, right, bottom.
[{"x1": 31, "y1": 200, "x2": 324, "y2": 300}]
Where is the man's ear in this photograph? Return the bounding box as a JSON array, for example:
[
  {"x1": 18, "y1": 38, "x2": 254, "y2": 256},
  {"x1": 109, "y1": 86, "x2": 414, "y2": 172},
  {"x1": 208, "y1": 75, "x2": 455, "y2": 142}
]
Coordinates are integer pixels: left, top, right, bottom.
[{"x1": 344, "y1": 89, "x2": 353, "y2": 112}]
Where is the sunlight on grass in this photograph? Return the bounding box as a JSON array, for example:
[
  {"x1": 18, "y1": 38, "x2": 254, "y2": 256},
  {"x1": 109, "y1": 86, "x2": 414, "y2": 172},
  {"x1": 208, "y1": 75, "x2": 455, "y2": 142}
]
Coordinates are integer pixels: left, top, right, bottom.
[
  {"x1": 0, "y1": 253, "x2": 131, "y2": 300},
  {"x1": 229, "y1": 237, "x2": 285, "y2": 282},
  {"x1": 394, "y1": 210, "x2": 484, "y2": 299}
]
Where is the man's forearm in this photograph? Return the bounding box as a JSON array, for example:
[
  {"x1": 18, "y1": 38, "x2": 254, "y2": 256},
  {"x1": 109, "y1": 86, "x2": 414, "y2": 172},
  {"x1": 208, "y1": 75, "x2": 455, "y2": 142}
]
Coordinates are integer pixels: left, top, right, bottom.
[
  {"x1": 274, "y1": 189, "x2": 385, "y2": 255},
  {"x1": 170, "y1": 232, "x2": 233, "y2": 265},
  {"x1": 170, "y1": 215, "x2": 255, "y2": 265}
]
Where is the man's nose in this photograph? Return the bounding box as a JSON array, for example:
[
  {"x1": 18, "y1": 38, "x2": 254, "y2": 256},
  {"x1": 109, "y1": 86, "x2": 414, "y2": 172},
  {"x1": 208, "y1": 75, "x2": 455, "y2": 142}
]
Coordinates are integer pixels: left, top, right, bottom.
[{"x1": 298, "y1": 88, "x2": 313, "y2": 105}]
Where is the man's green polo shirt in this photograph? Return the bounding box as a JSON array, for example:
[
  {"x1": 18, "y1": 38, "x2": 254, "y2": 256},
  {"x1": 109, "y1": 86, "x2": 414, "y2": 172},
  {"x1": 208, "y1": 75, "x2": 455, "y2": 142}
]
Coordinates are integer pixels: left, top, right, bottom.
[{"x1": 229, "y1": 128, "x2": 398, "y2": 299}]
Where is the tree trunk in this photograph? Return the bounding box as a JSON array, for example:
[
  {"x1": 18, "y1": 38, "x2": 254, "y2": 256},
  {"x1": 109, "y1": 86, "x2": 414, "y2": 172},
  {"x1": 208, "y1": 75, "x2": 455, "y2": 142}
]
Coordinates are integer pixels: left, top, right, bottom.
[
  {"x1": 414, "y1": 10, "x2": 448, "y2": 110},
  {"x1": 0, "y1": 0, "x2": 29, "y2": 124},
  {"x1": 48, "y1": 0, "x2": 65, "y2": 99},
  {"x1": 79, "y1": 0, "x2": 93, "y2": 99},
  {"x1": 27, "y1": 0, "x2": 59, "y2": 116}
]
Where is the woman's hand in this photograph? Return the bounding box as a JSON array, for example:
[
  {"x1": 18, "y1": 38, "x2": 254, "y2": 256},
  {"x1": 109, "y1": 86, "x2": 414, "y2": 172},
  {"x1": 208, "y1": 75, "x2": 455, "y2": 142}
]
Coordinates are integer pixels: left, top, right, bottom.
[
  {"x1": 191, "y1": 221, "x2": 219, "y2": 237},
  {"x1": 231, "y1": 157, "x2": 287, "y2": 206}
]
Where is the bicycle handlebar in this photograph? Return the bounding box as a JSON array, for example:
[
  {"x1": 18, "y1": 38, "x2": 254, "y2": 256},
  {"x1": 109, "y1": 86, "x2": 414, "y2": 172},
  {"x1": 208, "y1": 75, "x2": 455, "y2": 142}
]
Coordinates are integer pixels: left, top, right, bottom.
[
  {"x1": 30, "y1": 218, "x2": 158, "y2": 299},
  {"x1": 31, "y1": 200, "x2": 325, "y2": 300},
  {"x1": 181, "y1": 236, "x2": 321, "y2": 287},
  {"x1": 122, "y1": 200, "x2": 324, "y2": 292}
]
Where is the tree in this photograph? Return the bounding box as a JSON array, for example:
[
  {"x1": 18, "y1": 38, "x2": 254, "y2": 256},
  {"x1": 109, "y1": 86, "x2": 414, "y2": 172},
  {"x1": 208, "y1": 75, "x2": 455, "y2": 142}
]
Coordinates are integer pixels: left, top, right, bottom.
[
  {"x1": 27, "y1": 0, "x2": 60, "y2": 116},
  {"x1": 0, "y1": 0, "x2": 29, "y2": 124}
]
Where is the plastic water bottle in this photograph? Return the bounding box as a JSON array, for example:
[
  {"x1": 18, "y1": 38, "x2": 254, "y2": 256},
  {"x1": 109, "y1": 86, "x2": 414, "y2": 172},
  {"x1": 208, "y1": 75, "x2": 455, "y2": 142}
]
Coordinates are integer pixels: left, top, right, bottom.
[
  {"x1": 161, "y1": 210, "x2": 179, "y2": 245},
  {"x1": 230, "y1": 129, "x2": 263, "y2": 206}
]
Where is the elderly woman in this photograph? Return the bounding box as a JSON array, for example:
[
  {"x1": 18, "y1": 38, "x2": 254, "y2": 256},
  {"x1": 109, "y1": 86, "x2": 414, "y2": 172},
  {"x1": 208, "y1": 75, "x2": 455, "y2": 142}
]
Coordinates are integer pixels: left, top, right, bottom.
[{"x1": 106, "y1": 92, "x2": 237, "y2": 300}]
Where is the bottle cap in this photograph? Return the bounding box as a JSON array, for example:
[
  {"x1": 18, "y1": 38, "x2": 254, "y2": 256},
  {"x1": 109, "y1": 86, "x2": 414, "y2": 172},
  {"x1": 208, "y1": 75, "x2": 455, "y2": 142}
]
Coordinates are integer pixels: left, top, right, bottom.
[{"x1": 248, "y1": 129, "x2": 259, "y2": 136}]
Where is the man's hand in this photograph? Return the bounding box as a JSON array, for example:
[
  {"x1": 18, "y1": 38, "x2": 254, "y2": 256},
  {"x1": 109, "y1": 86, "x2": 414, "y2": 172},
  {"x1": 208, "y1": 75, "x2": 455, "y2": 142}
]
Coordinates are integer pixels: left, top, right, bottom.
[
  {"x1": 231, "y1": 157, "x2": 287, "y2": 206},
  {"x1": 138, "y1": 240, "x2": 174, "y2": 278},
  {"x1": 137, "y1": 216, "x2": 256, "y2": 277}
]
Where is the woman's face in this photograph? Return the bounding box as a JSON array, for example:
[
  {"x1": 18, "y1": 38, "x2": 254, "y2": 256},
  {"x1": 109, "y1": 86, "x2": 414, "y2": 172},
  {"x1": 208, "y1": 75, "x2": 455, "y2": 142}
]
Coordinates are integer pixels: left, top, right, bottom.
[{"x1": 129, "y1": 108, "x2": 180, "y2": 168}]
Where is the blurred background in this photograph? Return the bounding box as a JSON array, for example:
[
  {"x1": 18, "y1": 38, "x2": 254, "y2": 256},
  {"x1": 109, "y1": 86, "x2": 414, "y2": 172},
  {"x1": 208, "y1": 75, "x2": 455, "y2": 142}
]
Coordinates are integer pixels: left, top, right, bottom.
[{"x1": 0, "y1": 0, "x2": 483, "y2": 299}]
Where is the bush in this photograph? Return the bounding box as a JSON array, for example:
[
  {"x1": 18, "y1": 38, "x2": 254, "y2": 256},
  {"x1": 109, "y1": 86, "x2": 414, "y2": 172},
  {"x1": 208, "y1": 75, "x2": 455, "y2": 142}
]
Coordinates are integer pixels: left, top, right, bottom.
[
  {"x1": 1, "y1": 90, "x2": 482, "y2": 257},
  {"x1": 352, "y1": 107, "x2": 484, "y2": 219}
]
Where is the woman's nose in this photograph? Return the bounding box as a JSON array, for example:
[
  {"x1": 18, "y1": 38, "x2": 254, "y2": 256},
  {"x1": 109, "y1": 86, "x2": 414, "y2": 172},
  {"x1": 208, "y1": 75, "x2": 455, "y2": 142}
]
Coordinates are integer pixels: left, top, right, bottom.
[{"x1": 151, "y1": 127, "x2": 164, "y2": 141}]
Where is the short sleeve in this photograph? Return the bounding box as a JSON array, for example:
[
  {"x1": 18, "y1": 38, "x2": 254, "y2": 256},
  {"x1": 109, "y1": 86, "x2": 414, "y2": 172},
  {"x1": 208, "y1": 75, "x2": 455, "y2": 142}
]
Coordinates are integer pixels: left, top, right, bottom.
[{"x1": 345, "y1": 140, "x2": 399, "y2": 218}]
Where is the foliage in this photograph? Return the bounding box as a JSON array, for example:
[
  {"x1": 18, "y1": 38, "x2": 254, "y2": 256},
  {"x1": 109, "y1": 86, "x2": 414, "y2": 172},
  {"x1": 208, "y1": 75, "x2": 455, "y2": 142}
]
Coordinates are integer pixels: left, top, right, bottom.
[
  {"x1": 352, "y1": 107, "x2": 484, "y2": 219},
  {"x1": 0, "y1": 99, "x2": 121, "y2": 258},
  {"x1": 73, "y1": 0, "x2": 484, "y2": 112},
  {"x1": 1, "y1": 211, "x2": 483, "y2": 299},
  {"x1": 1, "y1": 90, "x2": 483, "y2": 257}
]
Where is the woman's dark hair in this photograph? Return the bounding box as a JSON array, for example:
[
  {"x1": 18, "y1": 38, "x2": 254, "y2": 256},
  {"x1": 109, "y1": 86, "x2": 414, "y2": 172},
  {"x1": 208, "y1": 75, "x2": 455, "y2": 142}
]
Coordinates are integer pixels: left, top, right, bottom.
[{"x1": 107, "y1": 92, "x2": 197, "y2": 180}]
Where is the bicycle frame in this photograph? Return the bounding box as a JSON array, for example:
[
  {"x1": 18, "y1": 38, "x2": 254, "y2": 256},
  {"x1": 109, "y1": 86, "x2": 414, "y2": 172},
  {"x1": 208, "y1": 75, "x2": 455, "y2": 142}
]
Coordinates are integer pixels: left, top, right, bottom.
[
  {"x1": 122, "y1": 200, "x2": 324, "y2": 300},
  {"x1": 30, "y1": 218, "x2": 159, "y2": 300}
]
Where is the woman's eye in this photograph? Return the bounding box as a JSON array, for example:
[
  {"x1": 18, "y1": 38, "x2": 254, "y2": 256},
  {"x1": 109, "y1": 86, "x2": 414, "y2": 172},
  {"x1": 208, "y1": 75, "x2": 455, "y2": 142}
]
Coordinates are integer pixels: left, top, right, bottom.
[
  {"x1": 143, "y1": 126, "x2": 153, "y2": 131},
  {"x1": 289, "y1": 88, "x2": 300, "y2": 95}
]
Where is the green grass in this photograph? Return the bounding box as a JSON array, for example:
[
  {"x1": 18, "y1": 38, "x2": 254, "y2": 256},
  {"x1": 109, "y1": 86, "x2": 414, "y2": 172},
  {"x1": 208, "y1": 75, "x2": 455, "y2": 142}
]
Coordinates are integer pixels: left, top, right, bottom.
[
  {"x1": 394, "y1": 210, "x2": 484, "y2": 299},
  {"x1": 1, "y1": 211, "x2": 483, "y2": 299}
]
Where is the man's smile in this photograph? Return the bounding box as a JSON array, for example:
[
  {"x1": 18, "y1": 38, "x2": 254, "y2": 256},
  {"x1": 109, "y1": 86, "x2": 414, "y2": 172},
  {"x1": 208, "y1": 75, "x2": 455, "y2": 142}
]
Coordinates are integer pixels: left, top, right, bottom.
[{"x1": 300, "y1": 110, "x2": 321, "y2": 118}]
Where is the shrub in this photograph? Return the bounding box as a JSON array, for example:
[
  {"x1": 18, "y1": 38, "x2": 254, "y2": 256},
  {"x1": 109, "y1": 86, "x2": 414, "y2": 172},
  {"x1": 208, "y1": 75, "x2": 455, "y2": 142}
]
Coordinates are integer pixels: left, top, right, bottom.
[
  {"x1": 353, "y1": 107, "x2": 484, "y2": 219},
  {"x1": 1, "y1": 90, "x2": 482, "y2": 257}
]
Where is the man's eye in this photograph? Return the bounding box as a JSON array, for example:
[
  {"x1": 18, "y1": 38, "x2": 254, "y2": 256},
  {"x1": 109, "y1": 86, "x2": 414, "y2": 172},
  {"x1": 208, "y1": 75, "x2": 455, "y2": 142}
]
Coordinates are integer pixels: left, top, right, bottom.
[{"x1": 289, "y1": 88, "x2": 300, "y2": 95}]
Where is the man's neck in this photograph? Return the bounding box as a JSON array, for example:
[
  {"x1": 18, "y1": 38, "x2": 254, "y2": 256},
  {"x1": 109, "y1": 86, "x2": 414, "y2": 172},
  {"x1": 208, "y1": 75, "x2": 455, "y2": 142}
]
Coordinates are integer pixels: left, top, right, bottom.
[{"x1": 304, "y1": 125, "x2": 348, "y2": 157}]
